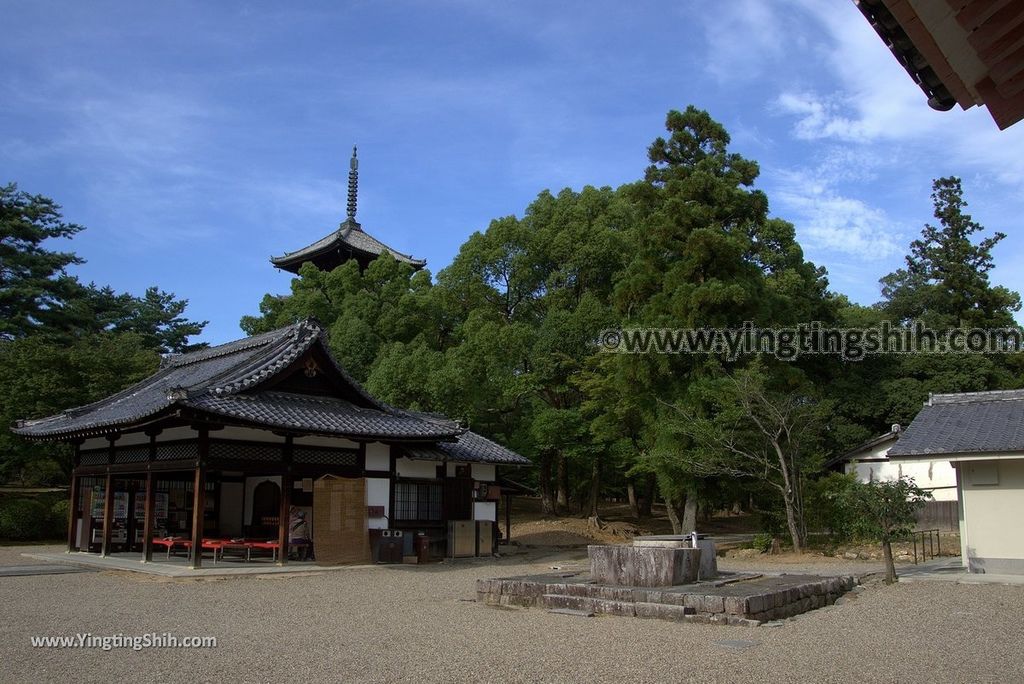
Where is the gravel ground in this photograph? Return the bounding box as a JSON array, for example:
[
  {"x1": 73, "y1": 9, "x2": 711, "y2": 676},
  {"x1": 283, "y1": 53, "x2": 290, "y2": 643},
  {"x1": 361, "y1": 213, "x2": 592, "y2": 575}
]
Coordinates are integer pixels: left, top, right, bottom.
[{"x1": 1, "y1": 545, "x2": 1022, "y2": 684}]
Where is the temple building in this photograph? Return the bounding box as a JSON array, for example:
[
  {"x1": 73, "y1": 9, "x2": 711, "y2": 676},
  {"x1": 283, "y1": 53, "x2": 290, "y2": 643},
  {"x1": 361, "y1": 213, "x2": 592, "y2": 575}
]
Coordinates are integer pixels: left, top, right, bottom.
[
  {"x1": 13, "y1": 319, "x2": 528, "y2": 568},
  {"x1": 270, "y1": 148, "x2": 426, "y2": 273}
]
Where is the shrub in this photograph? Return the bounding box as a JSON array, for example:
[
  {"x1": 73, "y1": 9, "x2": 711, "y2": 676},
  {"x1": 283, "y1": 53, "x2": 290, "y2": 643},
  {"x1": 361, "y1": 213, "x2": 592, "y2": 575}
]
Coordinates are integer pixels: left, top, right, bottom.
[
  {"x1": 804, "y1": 472, "x2": 862, "y2": 543},
  {"x1": 751, "y1": 532, "x2": 774, "y2": 553},
  {"x1": 0, "y1": 499, "x2": 49, "y2": 541}
]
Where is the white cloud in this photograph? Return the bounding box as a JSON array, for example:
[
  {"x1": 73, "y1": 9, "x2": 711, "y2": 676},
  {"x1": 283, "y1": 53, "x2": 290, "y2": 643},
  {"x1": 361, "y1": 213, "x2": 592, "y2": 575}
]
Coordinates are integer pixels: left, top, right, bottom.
[
  {"x1": 700, "y1": 0, "x2": 788, "y2": 82},
  {"x1": 774, "y1": 0, "x2": 1024, "y2": 189},
  {"x1": 772, "y1": 169, "x2": 903, "y2": 259},
  {"x1": 775, "y1": 92, "x2": 868, "y2": 142}
]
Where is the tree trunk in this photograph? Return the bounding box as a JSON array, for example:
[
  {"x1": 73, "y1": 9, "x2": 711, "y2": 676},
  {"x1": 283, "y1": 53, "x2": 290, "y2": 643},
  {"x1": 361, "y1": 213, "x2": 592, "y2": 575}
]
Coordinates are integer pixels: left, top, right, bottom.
[
  {"x1": 665, "y1": 495, "x2": 684, "y2": 534},
  {"x1": 627, "y1": 482, "x2": 640, "y2": 520},
  {"x1": 638, "y1": 473, "x2": 655, "y2": 518},
  {"x1": 681, "y1": 491, "x2": 698, "y2": 532},
  {"x1": 556, "y1": 454, "x2": 569, "y2": 515},
  {"x1": 586, "y1": 454, "x2": 601, "y2": 518},
  {"x1": 882, "y1": 539, "x2": 897, "y2": 584},
  {"x1": 783, "y1": 493, "x2": 803, "y2": 554},
  {"x1": 539, "y1": 454, "x2": 555, "y2": 515}
]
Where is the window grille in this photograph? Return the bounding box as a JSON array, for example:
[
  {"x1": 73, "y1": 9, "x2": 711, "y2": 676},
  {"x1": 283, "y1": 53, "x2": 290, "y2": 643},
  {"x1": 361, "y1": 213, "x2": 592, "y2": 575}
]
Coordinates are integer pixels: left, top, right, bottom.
[
  {"x1": 79, "y1": 450, "x2": 108, "y2": 466},
  {"x1": 209, "y1": 442, "x2": 280, "y2": 462},
  {"x1": 113, "y1": 446, "x2": 149, "y2": 463},
  {"x1": 155, "y1": 442, "x2": 198, "y2": 461},
  {"x1": 394, "y1": 481, "x2": 442, "y2": 521},
  {"x1": 293, "y1": 448, "x2": 358, "y2": 466}
]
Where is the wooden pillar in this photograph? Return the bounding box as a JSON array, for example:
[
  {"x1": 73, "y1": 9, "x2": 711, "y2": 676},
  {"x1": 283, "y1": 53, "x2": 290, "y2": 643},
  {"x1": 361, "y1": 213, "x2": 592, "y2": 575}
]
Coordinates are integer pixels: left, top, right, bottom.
[
  {"x1": 277, "y1": 435, "x2": 293, "y2": 566},
  {"x1": 66, "y1": 474, "x2": 80, "y2": 553},
  {"x1": 189, "y1": 427, "x2": 208, "y2": 569},
  {"x1": 504, "y1": 494, "x2": 512, "y2": 543},
  {"x1": 100, "y1": 471, "x2": 114, "y2": 557},
  {"x1": 189, "y1": 464, "x2": 206, "y2": 569},
  {"x1": 141, "y1": 430, "x2": 159, "y2": 563},
  {"x1": 141, "y1": 472, "x2": 155, "y2": 562}
]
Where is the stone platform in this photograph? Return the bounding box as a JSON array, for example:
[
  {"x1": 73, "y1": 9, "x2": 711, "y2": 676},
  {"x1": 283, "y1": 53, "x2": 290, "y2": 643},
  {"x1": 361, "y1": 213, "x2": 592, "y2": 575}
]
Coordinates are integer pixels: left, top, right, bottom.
[{"x1": 477, "y1": 571, "x2": 857, "y2": 626}]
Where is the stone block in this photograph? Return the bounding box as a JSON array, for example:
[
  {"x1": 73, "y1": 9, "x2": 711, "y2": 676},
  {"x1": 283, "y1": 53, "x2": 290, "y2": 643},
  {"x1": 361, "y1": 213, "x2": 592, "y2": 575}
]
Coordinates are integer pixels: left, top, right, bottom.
[
  {"x1": 724, "y1": 596, "x2": 750, "y2": 615},
  {"x1": 540, "y1": 594, "x2": 574, "y2": 610},
  {"x1": 588, "y1": 544, "x2": 701, "y2": 587},
  {"x1": 704, "y1": 595, "x2": 725, "y2": 613},
  {"x1": 660, "y1": 591, "x2": 690, "y2": 607},
  {"x1": 635, "y1": 588, "x2": 663, "y2": 604},
  {"x1": 563, "y1": 583, "x2": 593, "y2": 597},
  {"x1": 593, "y1": 599, "x2": 636, "y2": 617},
  {"x1": 634, "y1": 602, "x2": 695, "y2": 621},
  {"x1": 507, "y1": 594, "x2": 535, "y2": 608},
  {"x1": 747, "y1": 594, "x2": 768, "y2": 614}
]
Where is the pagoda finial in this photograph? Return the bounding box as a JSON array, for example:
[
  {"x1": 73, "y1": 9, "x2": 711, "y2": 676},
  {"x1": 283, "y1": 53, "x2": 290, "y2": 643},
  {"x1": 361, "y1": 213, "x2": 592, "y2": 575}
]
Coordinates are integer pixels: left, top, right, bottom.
[{"x1": 346, "y1": 145, "x2": 358, "y2": 222}]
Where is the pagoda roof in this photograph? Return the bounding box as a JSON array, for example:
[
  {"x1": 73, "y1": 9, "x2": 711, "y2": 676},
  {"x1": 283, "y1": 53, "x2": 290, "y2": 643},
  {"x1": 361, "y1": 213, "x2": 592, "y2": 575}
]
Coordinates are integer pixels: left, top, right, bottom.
[
  {"x1": 12, "y1": 320, "x2": 529, "y2": 464},
  {"x1": 270, "y1": 219, "x2": 426, "y2": 274},
  {"x1": 12, "y1": 320, "x2": 451, "y2": 442}
]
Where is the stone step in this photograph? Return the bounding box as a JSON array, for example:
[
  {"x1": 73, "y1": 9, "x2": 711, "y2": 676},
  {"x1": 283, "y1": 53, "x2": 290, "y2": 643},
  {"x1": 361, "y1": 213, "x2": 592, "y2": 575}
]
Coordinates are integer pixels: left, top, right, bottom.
[
  {"x1": 541, "y1": 593, "x2": 636, "y2": 617},
  {"x1": 541, "y1": 594, "x2": 699, "y2": 621}
]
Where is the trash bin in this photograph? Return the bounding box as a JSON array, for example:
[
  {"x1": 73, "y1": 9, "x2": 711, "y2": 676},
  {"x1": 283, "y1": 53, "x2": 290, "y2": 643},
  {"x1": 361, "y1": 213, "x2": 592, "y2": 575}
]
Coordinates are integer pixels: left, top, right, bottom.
[{"x1": 415, "y1": 533, "x2": 431, "y2": 564}]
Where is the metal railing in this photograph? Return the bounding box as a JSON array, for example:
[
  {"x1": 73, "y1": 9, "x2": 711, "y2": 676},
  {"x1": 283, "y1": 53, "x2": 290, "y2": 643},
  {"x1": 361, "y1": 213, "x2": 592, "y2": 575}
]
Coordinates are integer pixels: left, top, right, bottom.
[{"x1": 910, "y1": 528, "x2": 941, "y2": 564}]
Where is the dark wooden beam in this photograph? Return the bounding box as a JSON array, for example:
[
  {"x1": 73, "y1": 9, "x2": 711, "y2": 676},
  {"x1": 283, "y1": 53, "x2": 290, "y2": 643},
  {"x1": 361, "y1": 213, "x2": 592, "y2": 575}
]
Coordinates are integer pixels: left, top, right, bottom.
[
  {"x1": 100, "y1": 471, "x2": 114, "y2": 557},
  {"x1": 277, "y1": 435, "x2": 294, "y2": 566},
  {"x1": 142, "y1": 432, "x2": 157, "y2": 562},
  {"x1": 66, "y1": 474, "x2": 79, "y2": 553},
  {"x1": 504, "y1": 494, "x2": 512, "y2": 544},
  {"x1": 73, "y1": 459, "x2": 200, "y2": 476},
  {"x1": 188, "y1": 427, "x2": 209, "y2": 570},
  {"x1": 141, "y1": 471, "x2": 155, "y2": 562}
]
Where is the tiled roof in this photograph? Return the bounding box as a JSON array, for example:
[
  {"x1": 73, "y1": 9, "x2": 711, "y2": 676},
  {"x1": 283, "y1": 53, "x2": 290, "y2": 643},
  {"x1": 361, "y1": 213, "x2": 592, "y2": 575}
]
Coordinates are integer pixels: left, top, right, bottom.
[
  {"x1": 823, "y1": 429, "x2": 900, "y2": 468},
  {"x1": 888, "y1": 389, "x2": 1024, "y2": 458},
  {"x1": 11, "y1": 320, "x2": 455, "y2": 441},
  {"x1": 406, "y1": 430, "x2": 530, "y2": 465},
  {"x1": 271, "y1": 220, "x2": 426, "y2": 271},
  {"x1": 186, "y1": 392, "x2": 458, "y2": 440}
]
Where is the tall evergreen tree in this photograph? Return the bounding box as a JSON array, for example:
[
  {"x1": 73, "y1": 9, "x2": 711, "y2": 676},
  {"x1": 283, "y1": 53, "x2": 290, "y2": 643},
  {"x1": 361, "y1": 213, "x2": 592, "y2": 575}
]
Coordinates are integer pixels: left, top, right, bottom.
[{"x1": 881, "y1": 176, "x2": 1020, "y2": 328}]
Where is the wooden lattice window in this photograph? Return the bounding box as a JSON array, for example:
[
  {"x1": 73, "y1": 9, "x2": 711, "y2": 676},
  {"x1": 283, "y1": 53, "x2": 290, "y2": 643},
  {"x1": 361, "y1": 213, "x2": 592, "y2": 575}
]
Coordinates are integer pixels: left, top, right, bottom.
[{"x1": 394, "y1": 481, "x2": 442, "y2": 521}]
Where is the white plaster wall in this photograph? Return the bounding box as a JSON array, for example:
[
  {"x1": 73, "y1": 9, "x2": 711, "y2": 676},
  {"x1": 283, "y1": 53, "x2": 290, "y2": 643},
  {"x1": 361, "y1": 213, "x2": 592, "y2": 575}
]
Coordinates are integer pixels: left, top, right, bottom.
[
  {"x1": 960, "y1": 459, "x2": 1024, "y2": 570},
  {"x1": 243, "y1": 475, "x2": 281, "y2": 525},
  {"x1": 471, "y1": 464, "x2": 496, "y2": 482},
  {"x1": 365, "y1": 442, "x2": 390, "y2": 472},
  {"x1": 847, "y1": 459, "x2": 958, "y2": 501},
  {"x1": 365, "y1": 478, "x2": 390, "y2": 529},
  {"x1": 473, "y1": 501, "x2": 496, "y2": 522},
  {"x1": 396, "y1": 457, "x2": 439, "y2": 479}
]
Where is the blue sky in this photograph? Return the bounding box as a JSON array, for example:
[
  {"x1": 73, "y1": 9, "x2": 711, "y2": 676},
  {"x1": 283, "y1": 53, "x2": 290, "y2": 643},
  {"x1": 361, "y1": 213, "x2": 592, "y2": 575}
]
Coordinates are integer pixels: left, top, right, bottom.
[{"x1": 3, "y1": 0, "x2": 1023, "y2": 344}]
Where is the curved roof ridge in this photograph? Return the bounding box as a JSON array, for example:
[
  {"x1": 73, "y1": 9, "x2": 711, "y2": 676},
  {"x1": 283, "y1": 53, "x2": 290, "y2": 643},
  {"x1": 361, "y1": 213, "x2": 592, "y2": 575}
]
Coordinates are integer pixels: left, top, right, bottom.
[
  {"x1": 165, "y1": 323, "x2": 297, "y2": 368},
  {"x1": 203, "y1": 321, "x2": 321, "y2": 397}
]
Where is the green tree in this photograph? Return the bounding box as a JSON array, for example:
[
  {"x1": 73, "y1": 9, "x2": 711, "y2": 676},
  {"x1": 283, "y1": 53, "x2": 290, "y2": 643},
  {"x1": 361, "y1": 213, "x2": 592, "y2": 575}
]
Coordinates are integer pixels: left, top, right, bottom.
[
  {"x1": 0, "y1": 333, "x2": 160, "y2": 484},
  {"x1": 841, "y1": 476, "x2": 932, "y2": 584},
  {"x1": 609, "y1": 107, "x2": 831, "y2": 530},
  {"x1": 826, "y1": 177, "x2": 1024, "y2": 435},
  {"x1": 0, "y1": 183, "x2": 84, "y2": 338},
  {"x1": 667, "y1": 365, "x2": 825, "y2": 551},
  {"x1": 882, "y1": 177, "x2": 1019, "y2": 328},
  {"x1": 1, "y1": 184, "x2": 206, "y2": 484}
]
